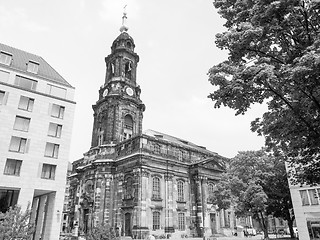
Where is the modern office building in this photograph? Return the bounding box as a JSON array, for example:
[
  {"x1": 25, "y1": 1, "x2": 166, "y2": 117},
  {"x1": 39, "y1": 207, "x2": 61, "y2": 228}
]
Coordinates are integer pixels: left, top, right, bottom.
[
  {"x1": 289, "y1": 185, "x2": 320, "y2": 240},
  {"x1": 0, "y1": 43, "x2": 76, "y2": 240},
  {"x1": 67, "y1": 13, "x2": 233, "y2": 239}
]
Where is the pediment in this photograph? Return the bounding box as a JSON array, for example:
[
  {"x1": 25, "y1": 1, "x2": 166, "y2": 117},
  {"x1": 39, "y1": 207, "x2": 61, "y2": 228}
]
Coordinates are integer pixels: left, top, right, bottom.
[{"x1": 197, "y1": 158, "x2": 225, "y2": 172}]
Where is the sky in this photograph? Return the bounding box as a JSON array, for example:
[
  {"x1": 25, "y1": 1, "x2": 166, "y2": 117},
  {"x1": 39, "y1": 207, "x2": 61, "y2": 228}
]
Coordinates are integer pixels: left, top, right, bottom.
[{"x1": 0, "y1": 0, "x2": 266, "y2": 161}]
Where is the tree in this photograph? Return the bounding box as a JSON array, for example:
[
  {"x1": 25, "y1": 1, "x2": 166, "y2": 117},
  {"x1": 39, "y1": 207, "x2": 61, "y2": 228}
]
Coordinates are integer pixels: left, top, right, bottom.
[
  {"x1": 208, "y1": 0, "x2": 320, "y2": 185},
  {"x1": 209, "y1": 150, "x2": 295, "y2": 239},
  {"x1": 85, "y1": 223, "x2": 118, "y2": 240},
  {"x1": 0, "y1": 204, "x2": 35, "y2": 240},
  {"x1": 264, "y1": 161, "x2": 296, "y2": 238}
]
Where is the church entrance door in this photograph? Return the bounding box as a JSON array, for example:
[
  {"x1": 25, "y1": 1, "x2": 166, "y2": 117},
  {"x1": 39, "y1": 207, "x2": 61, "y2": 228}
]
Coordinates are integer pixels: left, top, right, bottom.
[
  {"x1": 125, "y1": 212, "x2": 131, "y2": 236},
  {"x1": 210, "y1": 213, "x2": 217, "y2": 235}
]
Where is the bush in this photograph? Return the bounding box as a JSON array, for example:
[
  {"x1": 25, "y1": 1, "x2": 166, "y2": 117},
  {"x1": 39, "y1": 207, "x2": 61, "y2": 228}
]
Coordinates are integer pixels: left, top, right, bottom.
[{"x1": 0, "y1": 204, "x2": 35, "y2": 239}]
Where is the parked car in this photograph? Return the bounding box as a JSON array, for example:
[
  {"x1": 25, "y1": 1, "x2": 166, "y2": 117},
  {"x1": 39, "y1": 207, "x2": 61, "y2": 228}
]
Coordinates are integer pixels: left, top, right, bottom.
[{"x1": 246, "y1": 228, "x2": 257, "y2": 236}]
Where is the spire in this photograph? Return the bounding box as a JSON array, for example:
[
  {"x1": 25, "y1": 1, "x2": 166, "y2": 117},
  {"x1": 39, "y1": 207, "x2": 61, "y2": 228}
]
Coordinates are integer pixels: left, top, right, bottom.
[{"x1": 120, "y1": 5, "x2": 129, "y2": 32}]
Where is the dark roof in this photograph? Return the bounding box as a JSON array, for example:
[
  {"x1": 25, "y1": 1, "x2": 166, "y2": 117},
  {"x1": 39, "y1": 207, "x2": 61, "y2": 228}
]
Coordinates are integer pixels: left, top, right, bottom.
[
  {"x1": 113, "y1": 32, "x2": 134, "y2": 44},
  {"x1": 143, "y1": 129, "x2": 218, "y2": 156},
  {"x1": 0, "y1": 43, "x2": 73, "y2": 88}
]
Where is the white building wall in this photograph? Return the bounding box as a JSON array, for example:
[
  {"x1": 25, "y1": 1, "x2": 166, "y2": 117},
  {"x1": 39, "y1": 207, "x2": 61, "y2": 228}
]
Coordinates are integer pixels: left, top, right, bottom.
[
  {"x1": 0, "y1": 61, "x2": 75, "y2": 240},
  {"x1": 290, "y1": 185, "x2": 320, "y2": 240}
]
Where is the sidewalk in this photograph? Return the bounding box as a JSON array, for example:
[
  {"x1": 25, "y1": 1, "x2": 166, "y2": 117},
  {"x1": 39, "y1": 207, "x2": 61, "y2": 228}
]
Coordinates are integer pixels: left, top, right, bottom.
[
  {"x1": 181, "y1": 235, "x2": 294, "y2": 240},
  {"x1": 179, "y1": 236, "x2": 263, "y2": 240}
]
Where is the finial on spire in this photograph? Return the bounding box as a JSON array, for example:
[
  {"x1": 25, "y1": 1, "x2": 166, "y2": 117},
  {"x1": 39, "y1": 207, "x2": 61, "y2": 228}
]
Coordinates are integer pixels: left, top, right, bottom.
[{"x1": 120, "y1": 5, "x2": 129, "y2": 32}]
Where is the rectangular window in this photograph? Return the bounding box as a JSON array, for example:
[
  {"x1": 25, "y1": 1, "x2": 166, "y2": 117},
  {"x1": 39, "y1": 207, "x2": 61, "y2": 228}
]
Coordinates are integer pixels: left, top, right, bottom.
[
  {"x1": 4, "y1": 159, "x2": 22, "y2": 176},
  {"x1": 51, "y1": 104, "x2": 65, "y2": 119},
  {"x1": 300, "y1": 190, "x2": 310, "y2": 206},
  {"x1": 46, "y1": 84, "x2": 67, "y2": 99},
  {"x1": 18, "y1": 96, "x2": 34, "y2": 112},
  {"x1": 98, "y1": 134, "x2": 103, "y2": 145},
  {"x1": 0, "y1": 91, "x2": 5, "y2": 104},
  {"x1": 177, "y1": 181, "x2": 184, "y2": 202},
  {"x1": 9, "y1": 136, "x2": 27, "y2": 153},
  {"x1": 152, "y1": 177, "x2": 161, "y2": 199},
  {"x1": 308, "y1": 189, "x2": 319, "y2": 205},
  {"x1": 48, "y1": 123, "x2": 62, "y2": 138},
  {"x1": 0, "y1": 90, "x2": 8, "y2": 105},
  {"x1": 279, "y1": 218, "x2": 284, "y2": 226},
  {"x1": 0, "y1": 52, "x2": 12, "y2": 65},
  {"x1": 0, "y1": 70, "x2": 10, "y2": 83},
  {"x1": 14, "y1": 75, "x2": 37, "y2": 91},
  {"x1": 44, "y1": 142, "x2": 59, "y2": 158},
  {"x1": 13, "y1": 116, "x2": 30, "y2": 132},
  {"x1": 153, "y1": 212, "x2": 160, "y2": 230},
  {"x1": 0, "y1": 189, "x2": 19, "y2": 213},
  {"x1": 178, "y1": 213, "x2": 185, "y2": 231},
  {"x1": 27, "y1": 61, "x2": 39, "y2": 74},
  {"x1": 41, "y1": 164, "x2": 56, "y2": 180}
]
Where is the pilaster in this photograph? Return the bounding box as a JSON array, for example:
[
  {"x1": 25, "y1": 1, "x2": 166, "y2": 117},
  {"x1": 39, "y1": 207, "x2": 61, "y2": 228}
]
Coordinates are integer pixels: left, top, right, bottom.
[{"x1": 164, "y1": 173, "x2": 174, "y2": 232}]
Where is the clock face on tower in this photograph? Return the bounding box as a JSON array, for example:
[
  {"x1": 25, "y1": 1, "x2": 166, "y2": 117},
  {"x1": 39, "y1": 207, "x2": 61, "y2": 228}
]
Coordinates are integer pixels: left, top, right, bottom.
[{"x1": 126, "y1": 87, "x2": 134, "y2": 96}]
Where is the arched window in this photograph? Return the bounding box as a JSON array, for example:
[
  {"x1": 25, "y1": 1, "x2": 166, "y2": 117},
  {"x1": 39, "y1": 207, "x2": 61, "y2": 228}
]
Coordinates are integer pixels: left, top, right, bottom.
[
  {"x1": 208, "y1": 183, "x2": 215, "y2": 196},
  {"x1": 177, "y1": 181, "x2": 184, "y2": 201},
  {"x1": 152, "y1": 177, "x2": 161, "y2": 199},
  {"x1": 153, "y1": 144, "x2": 160, "y2": 154},
  {"x1": 98, "y1": 134, "x2": 103, "y2": 145},
  {"x1": 110, "y1": 62, "x2": 115, "y2": 77},
  {"x1": 124, "y1": 115, "x2": 133, "y2": 129},
  {"x1": 124, "y1": 61, "x2": 132, "y2": 79},
  {"x1": 153, "y1": 211, "x2": 160, "y2": 230},
  {"x1": 126, "y1": 41, "x2": 132, "y2": 49},
  {"x1": 123, "y1": 115, "x2": 133, "y2": 140},
  {"x1": 178, "y1": 212, "x2": 185, "y2": 230}
]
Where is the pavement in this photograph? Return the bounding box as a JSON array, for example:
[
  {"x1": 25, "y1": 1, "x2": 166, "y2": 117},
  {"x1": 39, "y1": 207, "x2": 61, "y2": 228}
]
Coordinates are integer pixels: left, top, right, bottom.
[
  {"x1": 151, "y1": 234, "x2": 294, "y2": 240},
  {"x1": 177, "y1": 236, "x2": 264, "y2": 240},
  {"x1": 179, "y1": 235, "x2": 294, "y2": 240}
]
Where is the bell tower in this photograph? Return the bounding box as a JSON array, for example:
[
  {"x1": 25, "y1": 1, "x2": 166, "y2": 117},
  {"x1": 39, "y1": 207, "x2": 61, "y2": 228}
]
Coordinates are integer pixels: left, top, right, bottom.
[{"x1": 91, "y1": 11, "x2": 145, "y2": 147}]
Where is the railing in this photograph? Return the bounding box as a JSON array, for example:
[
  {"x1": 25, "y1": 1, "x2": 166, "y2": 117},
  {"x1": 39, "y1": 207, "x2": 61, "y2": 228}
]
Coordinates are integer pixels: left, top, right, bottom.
[{"x1": 77, "y1": 137, "x2": 207, "y2": 168}]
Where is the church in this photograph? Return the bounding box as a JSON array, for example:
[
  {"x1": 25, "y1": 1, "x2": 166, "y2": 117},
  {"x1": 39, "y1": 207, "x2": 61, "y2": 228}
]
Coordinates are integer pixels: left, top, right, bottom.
[{"x1": 67, "y1": 12, "x2": 234, "y2": 239}]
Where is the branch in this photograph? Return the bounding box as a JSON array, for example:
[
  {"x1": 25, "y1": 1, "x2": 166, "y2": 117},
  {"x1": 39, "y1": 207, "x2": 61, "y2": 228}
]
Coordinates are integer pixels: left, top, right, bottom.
[
  {"x1": 265, "y1": 81, "x2": 320, "y2": 137},
  {"x1": 302, "y1": 7, "x2": 312, "y2": 45},
  {"x1": 246, "y1": 48, "x2": 285, "y2": 64}
]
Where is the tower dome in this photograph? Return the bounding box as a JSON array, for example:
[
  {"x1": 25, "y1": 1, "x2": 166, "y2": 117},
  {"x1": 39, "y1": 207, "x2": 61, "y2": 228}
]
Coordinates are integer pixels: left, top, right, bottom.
[{"x1": 111, "y1": 31, "x2": 135, "y2": 52}]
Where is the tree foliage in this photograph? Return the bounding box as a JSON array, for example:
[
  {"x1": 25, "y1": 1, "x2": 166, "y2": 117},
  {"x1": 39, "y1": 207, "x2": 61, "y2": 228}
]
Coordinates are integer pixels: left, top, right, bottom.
[
  {"x1": 209, "y1": 150, "x2": 295, "y2": 239},
  {"x1": 0, "y1": 204, "x2": 35, "y2": 240},
  {"x1": 85, "y1": 224, "x2": 118, "y2": 240},
  {"x1": 208, "y1": 0, "x2": 320, "y2": 185}
]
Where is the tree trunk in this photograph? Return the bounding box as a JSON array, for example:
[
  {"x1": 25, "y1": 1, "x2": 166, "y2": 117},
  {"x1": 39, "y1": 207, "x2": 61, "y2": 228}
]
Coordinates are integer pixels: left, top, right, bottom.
[
  {"x1": 288, "y1": 216, "x2": 296, "y2": 239},
  {"x1": 258, "y1": 211, "x2": 269, "y2": 240}
]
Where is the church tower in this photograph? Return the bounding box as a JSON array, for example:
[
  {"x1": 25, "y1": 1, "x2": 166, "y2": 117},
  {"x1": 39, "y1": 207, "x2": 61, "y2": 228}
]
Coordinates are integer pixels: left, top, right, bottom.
[{"x1": 91, "y1": 11, "x2": 145, "y2": 147}]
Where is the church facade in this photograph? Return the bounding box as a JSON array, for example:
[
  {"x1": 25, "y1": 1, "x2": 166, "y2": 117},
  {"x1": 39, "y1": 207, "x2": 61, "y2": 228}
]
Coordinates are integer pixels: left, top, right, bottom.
[{"x1": 67, "y1": 15, "x2": 234, "y2": 239}]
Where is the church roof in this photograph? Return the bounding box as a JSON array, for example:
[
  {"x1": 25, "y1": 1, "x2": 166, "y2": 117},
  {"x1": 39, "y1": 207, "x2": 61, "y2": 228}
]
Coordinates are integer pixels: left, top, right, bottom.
[
  {"x1": 0, "y1": 42, "x2": 73, "y2": 88},
  {"x1": 143, "y1": 129, "x2": 218, "y2": 156},
  {"x1": 111, "y1": 31, "x2": 136, "y2": 50},
  {"x1": 114, "y1": 32, "x2": 134, "y2": 42}
]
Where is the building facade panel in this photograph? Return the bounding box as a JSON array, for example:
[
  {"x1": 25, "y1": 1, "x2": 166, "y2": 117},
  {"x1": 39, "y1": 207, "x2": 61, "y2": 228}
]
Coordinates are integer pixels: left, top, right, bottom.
[{"x1": 0, "y1": 43, "x2": 75, "y2": 240}]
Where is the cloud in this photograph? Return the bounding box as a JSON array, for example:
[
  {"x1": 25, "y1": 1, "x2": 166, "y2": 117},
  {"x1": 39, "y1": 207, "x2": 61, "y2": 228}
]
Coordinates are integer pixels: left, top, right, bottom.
[
  {"x1": 99, "y1": 0, "x2": 140, "y2": 23},
  {"x1": 23, "y1": 21, "x2": 49, "y2": 33},
  {"x1": 0, "y1": 6, "x2": 49, "y2": 33}
]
